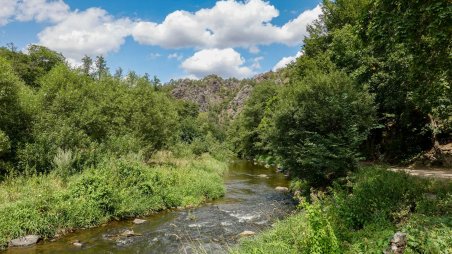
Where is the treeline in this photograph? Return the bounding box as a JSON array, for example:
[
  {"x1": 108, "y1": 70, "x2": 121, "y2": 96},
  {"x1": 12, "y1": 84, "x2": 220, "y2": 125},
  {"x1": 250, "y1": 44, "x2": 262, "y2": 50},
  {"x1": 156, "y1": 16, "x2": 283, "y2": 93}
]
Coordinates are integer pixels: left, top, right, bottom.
[
  {"x1": 229, "y1": 0, "x2": 451, "y2": 186},
  {"x1": 0, "y1": 45, "x2": 228, "y2": 179}
]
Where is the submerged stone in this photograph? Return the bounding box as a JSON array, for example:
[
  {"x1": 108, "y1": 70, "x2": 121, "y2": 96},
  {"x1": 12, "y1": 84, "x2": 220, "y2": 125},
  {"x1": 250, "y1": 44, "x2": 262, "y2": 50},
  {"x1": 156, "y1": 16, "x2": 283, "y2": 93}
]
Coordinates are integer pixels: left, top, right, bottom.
[
  {"x1": 121, "y1": 229, "x2": 141, "y2": 237},
  {"x1": 9, "y1": 235, "x2": 40, "y2": 247},
  {"x1": 275, "y1": 186, "x2": 289, "y2": 192},
  {"x1": 133, "y1": 218, "x2": 147, "y2": 224},
  {"x1": 73, "y1": 240, "x2": 83, "y2": 247}
]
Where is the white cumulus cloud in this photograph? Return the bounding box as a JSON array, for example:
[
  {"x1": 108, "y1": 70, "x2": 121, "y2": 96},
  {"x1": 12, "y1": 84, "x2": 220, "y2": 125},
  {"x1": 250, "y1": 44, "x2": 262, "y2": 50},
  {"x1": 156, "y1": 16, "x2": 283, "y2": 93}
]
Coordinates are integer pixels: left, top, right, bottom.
[
  {"x1": 37, "y1": 8, "x2": 133, "y2": 63},
  {"x1": 0, "y1": 0, "x2": 322, "y2": 77},
  {"x1": 0, "y1": 0, "x2": 17, "y2": 25},
  {"x1": 273, "y1": 51, "x2": 303, "y2": 71},
  {"x1": 0, "y1": 0, "x2": 70, "y2": 25},
  {"x1": 181, "y1": 48, "x2": 254, "y2": 79},
  {"x1": 132, "y1": 0, "x2": 321, "y2": 49}
]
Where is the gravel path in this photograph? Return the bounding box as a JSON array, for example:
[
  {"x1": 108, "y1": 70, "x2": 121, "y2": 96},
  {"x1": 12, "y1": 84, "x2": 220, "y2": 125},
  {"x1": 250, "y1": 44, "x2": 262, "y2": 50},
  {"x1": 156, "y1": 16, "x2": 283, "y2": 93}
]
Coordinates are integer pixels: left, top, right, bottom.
[{"x1": 388, "y1": 167, "x2": 452, "y2": 179}]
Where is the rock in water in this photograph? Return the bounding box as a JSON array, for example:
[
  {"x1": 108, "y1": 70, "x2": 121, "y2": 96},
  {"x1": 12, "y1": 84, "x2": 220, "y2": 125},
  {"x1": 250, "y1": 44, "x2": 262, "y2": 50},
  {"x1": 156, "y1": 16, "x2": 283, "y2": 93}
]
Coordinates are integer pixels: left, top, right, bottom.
[
  {"x1": 384, "y1": 232, "x2": 407, "y2": 254},
  {"x1": 133, "y1": 218, "x2": 147, "y2": 224},
  {"x1": 9, "y1": 235, "x2": 40, "y2": 247},
  {"x1": 275, "y1": 186, "x2": 289, "y2": 192},
  {"x1": 73, "y1": 240, "x2": 83, "y2": 247},
  {"x1": 239, "y1": 231, "x2": 256, "y2": 237},
  {"x1": 257, "y1": 174, "x2": 268, "y2": 178},
  {"x1": 121, "y1": 229, "x2": 141, "y2": 237}
]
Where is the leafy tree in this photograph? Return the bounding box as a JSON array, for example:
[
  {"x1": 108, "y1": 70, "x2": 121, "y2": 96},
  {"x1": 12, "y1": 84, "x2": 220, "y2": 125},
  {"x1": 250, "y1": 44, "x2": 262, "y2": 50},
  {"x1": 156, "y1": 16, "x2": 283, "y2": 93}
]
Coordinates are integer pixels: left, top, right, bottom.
[
  {"x1": 95, "y1": 55, "x2": 108, "y2": 80},
  {"x1": 268, "y1": 70, "x2": 375, "y2": 186},
  {"x1": 81, "y1": 55, "x2": 93, "y2": 76},
  {"x1": 296, "y1": 0, "x2": 451, "y2": 161},
  {"x1": 229, "y1": 82, "x2": 278, "y2": 158},
  {"x1": 0, "y1": 57, "x2": 29, "y2": 173},
  {"x1": 114, "y1": 67, "x2": 123, "y2": 79},
  {"x1": 0, "y1": 44, "x2": 64, "y2": 88}
]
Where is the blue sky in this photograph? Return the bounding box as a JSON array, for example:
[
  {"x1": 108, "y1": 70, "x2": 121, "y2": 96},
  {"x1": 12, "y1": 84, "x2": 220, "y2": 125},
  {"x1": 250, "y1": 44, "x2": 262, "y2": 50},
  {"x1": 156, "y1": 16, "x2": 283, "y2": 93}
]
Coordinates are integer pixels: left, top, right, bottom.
[{"x1": 0, "y1": 0, "x2": 321, "y2": 82}]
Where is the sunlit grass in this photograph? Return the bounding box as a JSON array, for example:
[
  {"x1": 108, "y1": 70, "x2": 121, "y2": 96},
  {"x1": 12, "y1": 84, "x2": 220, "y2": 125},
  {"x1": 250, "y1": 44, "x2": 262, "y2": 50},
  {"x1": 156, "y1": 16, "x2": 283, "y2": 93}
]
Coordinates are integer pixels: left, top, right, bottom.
[{"x1": 0, "y1": 153, "x2": 227, "y2": 249}]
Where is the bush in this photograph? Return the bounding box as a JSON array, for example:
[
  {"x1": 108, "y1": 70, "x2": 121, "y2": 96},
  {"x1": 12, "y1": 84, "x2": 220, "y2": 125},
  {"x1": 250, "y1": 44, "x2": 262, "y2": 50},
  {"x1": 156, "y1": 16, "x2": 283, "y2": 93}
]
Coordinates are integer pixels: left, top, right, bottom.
[
  {"x1": 268, "y1": 70, "x2": 375, "y2": 186},
  {"x1": 334, "y1": 166, "x2": 426, "y2": 229}
]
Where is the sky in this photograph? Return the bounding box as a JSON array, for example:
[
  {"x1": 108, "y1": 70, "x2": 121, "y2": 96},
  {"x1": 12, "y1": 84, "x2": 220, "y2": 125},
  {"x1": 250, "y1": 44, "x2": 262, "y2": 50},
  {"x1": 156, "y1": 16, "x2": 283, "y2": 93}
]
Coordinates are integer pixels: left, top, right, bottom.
[{"x1": 0, "y1": 0, "x2": 322, "y2": 82}]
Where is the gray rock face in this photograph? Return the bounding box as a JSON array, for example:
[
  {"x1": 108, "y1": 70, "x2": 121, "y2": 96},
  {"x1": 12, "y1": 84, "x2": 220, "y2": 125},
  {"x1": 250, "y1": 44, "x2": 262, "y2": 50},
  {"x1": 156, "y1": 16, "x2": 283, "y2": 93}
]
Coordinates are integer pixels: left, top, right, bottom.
[
  {"x1": 384, "y1": 232, "x2": 407, "y2": 254},
  {"x1": 9, "y1": 235, "x2": 40, "y2": 247}
]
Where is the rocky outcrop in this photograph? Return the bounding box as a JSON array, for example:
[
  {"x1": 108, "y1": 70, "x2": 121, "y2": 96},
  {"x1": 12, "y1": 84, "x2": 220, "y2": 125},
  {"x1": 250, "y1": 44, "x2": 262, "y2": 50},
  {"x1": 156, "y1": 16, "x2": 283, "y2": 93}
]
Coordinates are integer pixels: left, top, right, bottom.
[
  {"x1": 167, "y1": 71, "x2": 286, "y2": 121},
  {"x1": 169, "y1": 75, "x2": 244, "y2": 113},
  {"x1": 226, "y1": 84, "x2": 253, "y2": 119}
]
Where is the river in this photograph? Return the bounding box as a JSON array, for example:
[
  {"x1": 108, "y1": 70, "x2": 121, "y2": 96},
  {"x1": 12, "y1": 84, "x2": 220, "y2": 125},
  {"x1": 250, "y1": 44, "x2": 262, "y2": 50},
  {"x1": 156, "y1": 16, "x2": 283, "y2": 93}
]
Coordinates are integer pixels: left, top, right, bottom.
[{"x1": 6, "y1": 160, "x2": 295, "y2": 254}]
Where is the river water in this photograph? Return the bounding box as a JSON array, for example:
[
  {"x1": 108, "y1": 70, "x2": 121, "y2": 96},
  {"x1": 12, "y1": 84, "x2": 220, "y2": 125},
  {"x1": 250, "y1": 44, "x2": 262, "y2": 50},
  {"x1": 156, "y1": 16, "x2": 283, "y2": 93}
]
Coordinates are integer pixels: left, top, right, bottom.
[{"x1": 7, "y1": 160, "x2": 295, "y2": 254}]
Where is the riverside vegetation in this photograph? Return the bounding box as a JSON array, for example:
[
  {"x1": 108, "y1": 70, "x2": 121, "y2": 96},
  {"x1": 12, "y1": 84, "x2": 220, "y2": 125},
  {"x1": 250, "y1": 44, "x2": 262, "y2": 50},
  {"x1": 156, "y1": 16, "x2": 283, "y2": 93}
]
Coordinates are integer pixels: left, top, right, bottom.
[
  {"x1": 0, "y1": 0, "x2": 451, "y2": 252},
  {"x1": 229, "y1": 0, "x2": 451, "y2": 253},
  {"x1": 0, "y1": 45, "x2": 230, "y2": 248}
]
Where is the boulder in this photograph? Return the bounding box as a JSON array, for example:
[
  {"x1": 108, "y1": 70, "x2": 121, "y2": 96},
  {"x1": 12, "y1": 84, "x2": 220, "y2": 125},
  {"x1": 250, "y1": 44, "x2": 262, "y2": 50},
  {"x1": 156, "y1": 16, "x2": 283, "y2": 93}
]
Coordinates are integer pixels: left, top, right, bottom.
[
  {"x1": 9, "y1": 235, "x2": 41, "y2": 247},
  {"x1": 133, "y1": 218, "x2": 147, "y2": 224},
  {"x1": 275, "y1": 186, "x2": 289, "y2": 192},
  {"x1": 239, "y1": 231, "x2": 256, "y2": 237}
]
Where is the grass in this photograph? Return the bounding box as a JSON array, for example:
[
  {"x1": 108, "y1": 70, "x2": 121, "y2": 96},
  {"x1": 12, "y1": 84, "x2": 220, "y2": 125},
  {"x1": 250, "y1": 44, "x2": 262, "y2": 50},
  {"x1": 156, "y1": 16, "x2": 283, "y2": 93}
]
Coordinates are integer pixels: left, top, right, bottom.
[
  {"x1": 0, "y1": 152, "x2": 227, "y2": 249},
  {"x1": 232, "y1": 165, "x2": 452, "y2": 254}
]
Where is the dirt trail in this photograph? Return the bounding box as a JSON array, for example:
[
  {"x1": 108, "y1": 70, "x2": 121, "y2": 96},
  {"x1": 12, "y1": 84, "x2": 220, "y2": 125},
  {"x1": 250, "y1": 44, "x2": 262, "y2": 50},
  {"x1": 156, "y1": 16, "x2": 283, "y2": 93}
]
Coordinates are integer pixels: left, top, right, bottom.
[{"x1": 389, "y1": 167, "x2": 452, "y2": 179}]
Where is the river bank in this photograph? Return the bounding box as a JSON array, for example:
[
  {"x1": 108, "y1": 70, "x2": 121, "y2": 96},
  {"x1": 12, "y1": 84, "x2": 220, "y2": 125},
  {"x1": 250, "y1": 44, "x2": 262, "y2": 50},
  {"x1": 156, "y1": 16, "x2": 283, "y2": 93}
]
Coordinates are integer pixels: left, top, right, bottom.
[
  {"x1": 233, "y1": 165, "x2": 452, "y2": 253},
  {"x1": 0, "y1": 153, "x2": 227, "y2": 250},
  {"x1": 4, "y1": 160, "x2": 295, "y2": 253}
]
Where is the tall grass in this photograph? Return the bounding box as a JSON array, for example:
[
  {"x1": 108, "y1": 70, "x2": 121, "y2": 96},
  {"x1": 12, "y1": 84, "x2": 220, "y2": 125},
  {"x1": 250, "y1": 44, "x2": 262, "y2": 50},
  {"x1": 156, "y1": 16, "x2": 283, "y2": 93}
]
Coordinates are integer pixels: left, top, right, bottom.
[{"x1": 0, "y1": 153, "x2": 227, "y2": 249}]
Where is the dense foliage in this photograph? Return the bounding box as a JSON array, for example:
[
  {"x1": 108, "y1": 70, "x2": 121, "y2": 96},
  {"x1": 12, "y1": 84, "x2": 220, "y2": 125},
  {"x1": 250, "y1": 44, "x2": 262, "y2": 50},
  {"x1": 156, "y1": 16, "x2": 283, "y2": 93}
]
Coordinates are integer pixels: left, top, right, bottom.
[
  {"x1": 0, "y1": 45, "x2": 230, "y2": 248},
  {"x1": 229, "y1": 0, "x2": 451, "y2": 186},
  {"x1": 234, "y1": 166, "x2": 452, "y2": 253},
  {"x1": 0, "y1": 46, "x2": 228, "y2": 179},
  {"x1": 231, "y1": 1, "x2": 451, "y2": 251}
]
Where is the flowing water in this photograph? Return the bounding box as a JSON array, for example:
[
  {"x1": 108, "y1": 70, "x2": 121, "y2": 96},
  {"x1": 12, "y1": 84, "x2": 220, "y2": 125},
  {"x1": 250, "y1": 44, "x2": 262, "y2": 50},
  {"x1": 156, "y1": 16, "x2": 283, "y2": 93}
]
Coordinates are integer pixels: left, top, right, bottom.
[{"x1": 7, "y1": 160, "x2": 295, "y2": 254}]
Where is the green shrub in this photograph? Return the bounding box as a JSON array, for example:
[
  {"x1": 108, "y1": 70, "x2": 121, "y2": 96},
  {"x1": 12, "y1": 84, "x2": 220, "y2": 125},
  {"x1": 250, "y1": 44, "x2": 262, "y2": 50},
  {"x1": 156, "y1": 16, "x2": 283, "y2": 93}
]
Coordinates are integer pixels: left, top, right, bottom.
[
  {"x1": 302, "y1": 198, "x2": 340, "y2": 254},
  {"x1": 403, "y1": 215, "x2": 452, "y2": 253},
  {"x1": 334, "y1": 166, "x2": 426, "y2": 229},
  {"x1": 267, "y1": 70, "x2": 376, "y2": 186}
]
